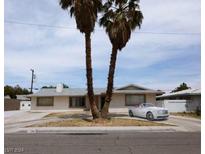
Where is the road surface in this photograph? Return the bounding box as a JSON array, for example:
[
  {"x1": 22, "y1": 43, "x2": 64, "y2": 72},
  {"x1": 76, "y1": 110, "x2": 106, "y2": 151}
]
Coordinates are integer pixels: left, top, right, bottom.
[{"x1": 5, "y1": 132, "x2": 200, "y2": 154}]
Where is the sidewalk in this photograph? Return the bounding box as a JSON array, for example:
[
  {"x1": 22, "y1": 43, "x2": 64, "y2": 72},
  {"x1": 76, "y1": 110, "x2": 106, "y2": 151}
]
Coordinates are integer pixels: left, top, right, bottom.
[
  {"x1": 169, "y1": 115, "x2": 201, "y2": 122},
  {"x1": 19, "y1": 126, "x2": 188, "y2": 134}
]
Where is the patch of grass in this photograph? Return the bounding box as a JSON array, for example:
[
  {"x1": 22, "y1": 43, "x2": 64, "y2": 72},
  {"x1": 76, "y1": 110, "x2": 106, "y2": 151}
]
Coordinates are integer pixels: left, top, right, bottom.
[
  {"x1": 44, "y1": 111, "x2": 91, "y2": 119},
  {"x1": 44, "y1": 112, "x2": 128, "y2": 119},
  {"x1": 44, "y1": 111, "x2": 88, "y2": 117},
  {"x1": 171, "y1": 112, "x2": 201, "y2": 119},
  {"x1": 28, "y1": 118, "x2": 171, "y2": 127}
]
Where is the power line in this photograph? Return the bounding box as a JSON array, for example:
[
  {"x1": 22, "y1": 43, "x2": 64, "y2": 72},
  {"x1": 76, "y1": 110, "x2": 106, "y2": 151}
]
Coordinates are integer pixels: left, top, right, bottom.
[
  {"x1": 5, "y1": 20, "x2": 200, "y2": 36},
  {"x1": 5, "y1": 20, "x2": 76, "y2": 30}
]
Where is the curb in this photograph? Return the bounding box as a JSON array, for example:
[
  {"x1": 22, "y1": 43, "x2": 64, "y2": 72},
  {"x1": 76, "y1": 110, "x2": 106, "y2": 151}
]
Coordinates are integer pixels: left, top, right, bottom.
[{"x1": 19, "y1": 126, "x2": 188, "y2": 134}]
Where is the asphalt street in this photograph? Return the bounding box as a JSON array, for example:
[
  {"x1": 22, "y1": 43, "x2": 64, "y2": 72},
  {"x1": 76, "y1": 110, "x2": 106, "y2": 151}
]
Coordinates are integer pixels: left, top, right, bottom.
[{"x1": 5, "y1": 132, "x2": 200, "y2": 154}]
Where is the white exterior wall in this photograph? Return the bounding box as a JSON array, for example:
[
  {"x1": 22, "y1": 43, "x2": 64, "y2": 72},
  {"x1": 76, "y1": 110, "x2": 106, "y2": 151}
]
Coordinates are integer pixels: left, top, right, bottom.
[
  {"x1": 31, "y1": 96, "x2": 69, "y2": 110},
  {"x1": 110, "y1": 94, "x2": 126, "y2": 108},
  {"x1": 31, "y1": 93, "x2": 157, "y2": 110},
  {"x1": 109, "y1": 93, "x2": 156, "y2": 108},
  {"x1": 20, "y1": 101, "x2": 31, "y2": 110},
  {"x1": 145, "y1": 94, "x2": 156, "y2": 105},
  {"x1": 31, "y1": 97, "x2": 38, "y2": 110},
  {"x1": 156, "y1": 96, "x2": 201, "y2": 112},
  {"x1": 53, "y1": 97, "x2": 69, "y2": 109},
  {"x1": 109, "y1": 94, "x2": 126, "y2": 112},
  {"x1": 157, "y1": 100, "x2": 187, "y2": 112}
]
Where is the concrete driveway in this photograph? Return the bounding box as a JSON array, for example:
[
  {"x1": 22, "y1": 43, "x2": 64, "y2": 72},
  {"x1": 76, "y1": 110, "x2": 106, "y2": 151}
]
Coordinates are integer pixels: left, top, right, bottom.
[
  {"x1": 4, "y1": 110, "x2": 52, "y2": 133},
  {"x1": 127, "y1": 115, "x2": 201, "y2": 132},
  {"x1": 5, "y1": 110, "x2": 50, "y2": 124},
  {"x1": 165, "y1": 116, "x2": 201, "y2": 132}
]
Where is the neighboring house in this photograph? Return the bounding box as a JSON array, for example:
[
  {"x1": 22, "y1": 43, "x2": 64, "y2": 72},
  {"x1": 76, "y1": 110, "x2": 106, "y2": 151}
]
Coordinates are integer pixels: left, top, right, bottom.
[
  {"x1": 28, "y1": 84, "x2": 163, "y2": 111},
  {"x1": 16, "y1": 95, "x2": 31, "y2": 110},
  {"x1": 156, "y1": 88, "x2": 201, "y2": 112}
]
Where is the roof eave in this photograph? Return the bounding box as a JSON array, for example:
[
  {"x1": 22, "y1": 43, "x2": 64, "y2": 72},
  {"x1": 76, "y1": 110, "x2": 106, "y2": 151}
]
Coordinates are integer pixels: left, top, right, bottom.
[{"x1": 157, "y1": 93, "x2": 201, "y2": 98}]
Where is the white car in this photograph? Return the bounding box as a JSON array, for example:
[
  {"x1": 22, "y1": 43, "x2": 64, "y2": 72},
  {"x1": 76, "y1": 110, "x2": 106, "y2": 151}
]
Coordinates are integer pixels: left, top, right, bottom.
[{"x1": 128, "y1": 103, "x2": 169, "y2": 120}]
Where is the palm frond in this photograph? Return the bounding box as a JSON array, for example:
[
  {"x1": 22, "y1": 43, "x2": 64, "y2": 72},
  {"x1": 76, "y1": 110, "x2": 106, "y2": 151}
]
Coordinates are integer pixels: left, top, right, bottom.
[
  {"x1": 99, "y1": 0, "x2": 143, "y2": 50},
  {"x1": 128, "y1": 10, "x2": 143, "y2": 30},
  {"x1": 60, "y1": 0, "x2": 102, "y2": 33},
  {"x1": 70, "y1": 6, "x2": 75, "y2": 17},
  {"x1": 59, "y1": 0, "x2": 73, "y2": 9}
]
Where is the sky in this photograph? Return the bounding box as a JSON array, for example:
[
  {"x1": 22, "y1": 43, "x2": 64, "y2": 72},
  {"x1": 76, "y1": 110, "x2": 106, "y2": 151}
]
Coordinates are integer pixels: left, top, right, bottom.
[{"x1": 4, "y1": 0, "x2": 201, "y2": 93}]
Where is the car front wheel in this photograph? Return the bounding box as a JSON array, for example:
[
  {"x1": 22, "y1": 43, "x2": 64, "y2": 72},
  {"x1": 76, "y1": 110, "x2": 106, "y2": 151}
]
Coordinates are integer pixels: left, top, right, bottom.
[
  {"x1": 129, "y1": 110, "x2": 134, "y2": 117},
  {"x1": 146, "y1": 112, "x2": 154, "y2": 121}
]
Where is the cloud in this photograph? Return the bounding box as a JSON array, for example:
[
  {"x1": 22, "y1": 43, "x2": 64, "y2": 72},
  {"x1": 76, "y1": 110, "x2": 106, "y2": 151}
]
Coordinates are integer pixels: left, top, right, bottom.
[
  {"x1": 4, "y1": 0, "x2": 201, "y2": 91},
  {"x1": 140, "y1": 0, "x2": 200, "y2": 32}
]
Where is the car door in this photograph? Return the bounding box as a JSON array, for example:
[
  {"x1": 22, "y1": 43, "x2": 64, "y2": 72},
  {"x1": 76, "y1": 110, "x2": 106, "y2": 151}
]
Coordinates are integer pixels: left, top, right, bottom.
[
  {"x1": 129, "y1": 106, "x2": 139, "y2": 116},
  {"x1": 134, "y1": 104, "x2": 143, "y2": 117},
  {"x1": 138, "y1": 105, "x2": 147, "y2": 118},
  {"x1": 133, "y1": 106, "x2": 141, "y2": 116}
]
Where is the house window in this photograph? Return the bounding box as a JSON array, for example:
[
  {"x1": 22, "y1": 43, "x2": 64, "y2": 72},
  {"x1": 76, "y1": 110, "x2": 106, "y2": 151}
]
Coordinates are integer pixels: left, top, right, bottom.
[
  {"x1": 125, "y1": 94, "x2": 145, "y2": 106},
  {"x1": 37, "y1": 97, "x2": 54, "y2": 106},
  {"x1": 69, "y1": 97, "x2": 85, "y2": 108}
]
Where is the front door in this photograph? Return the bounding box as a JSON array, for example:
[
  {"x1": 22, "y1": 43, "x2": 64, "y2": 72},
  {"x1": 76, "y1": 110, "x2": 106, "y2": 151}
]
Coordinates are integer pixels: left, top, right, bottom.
[{"x1": 100, "y1": 96, "x2": 105, "y2": 110}]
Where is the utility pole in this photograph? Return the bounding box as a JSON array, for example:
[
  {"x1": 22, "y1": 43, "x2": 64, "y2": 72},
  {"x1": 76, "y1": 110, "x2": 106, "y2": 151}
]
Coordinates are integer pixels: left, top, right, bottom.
[{"x1": 30, "y1": 69, "x2": 34, "y2": 93}]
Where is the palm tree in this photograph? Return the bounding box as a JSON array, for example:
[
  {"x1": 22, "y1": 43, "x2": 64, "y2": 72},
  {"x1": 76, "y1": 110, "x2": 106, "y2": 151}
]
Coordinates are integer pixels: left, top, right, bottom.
[
  {"x1": 59, "y1": 0, "x2": 102, "y2": 119},
  {"x1": 99, "y1": 0, "x2": 143, "y2": 118}
]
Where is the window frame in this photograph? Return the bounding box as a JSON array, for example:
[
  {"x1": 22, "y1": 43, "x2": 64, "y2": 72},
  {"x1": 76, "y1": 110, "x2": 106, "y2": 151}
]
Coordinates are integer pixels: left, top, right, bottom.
[
  {"x1": 125, "y1": 94, "x2": 146, "y2": 106},
  {"x1": 37, "y1": 97, "x2": 54, "y2": 106},
  {"x1": 69, "y1": 96, "x2": 86, "y2": 108}
]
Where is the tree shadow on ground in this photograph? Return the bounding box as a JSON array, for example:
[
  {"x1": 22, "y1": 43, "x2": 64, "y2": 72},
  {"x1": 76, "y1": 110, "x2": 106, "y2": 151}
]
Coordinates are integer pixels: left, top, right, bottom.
[
  {"x1": 59, "y1": 113, "x2": 92, "y2": 119},
  {"x1": 58, "y1": 112, "x2": 128, "y2": 119},
  {"x1": 108, "y1": 113, "x2": 128, "y2": 118}
]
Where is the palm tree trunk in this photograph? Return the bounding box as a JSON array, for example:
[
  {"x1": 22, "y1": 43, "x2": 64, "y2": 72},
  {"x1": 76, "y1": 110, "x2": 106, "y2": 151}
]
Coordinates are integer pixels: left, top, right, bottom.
[
  {"x1": 85, "y1": 32, "x2": 100, "y2": 119},
  {"x1": 101, "y1": 45, "x2": 118, "y2": 118}
]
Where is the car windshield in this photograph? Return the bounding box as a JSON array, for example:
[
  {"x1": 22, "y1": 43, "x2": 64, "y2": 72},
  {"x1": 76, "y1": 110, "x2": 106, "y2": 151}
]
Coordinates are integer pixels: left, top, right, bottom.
[{"x1": 142, "y1": 103, "x2": 154, "y2": 107}]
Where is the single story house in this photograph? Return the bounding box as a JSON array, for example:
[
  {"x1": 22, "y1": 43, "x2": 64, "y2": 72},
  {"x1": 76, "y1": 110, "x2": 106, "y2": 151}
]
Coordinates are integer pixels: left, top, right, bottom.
[
  {"x1": 16, "y1": 95, "x2": 31, "y2": 110},
  {"x1": 29, "y1": 84, "x2": 163, "y2": 111},
  {"x1": 156, "y1": 88, "x2": 201, "y2": 112}
]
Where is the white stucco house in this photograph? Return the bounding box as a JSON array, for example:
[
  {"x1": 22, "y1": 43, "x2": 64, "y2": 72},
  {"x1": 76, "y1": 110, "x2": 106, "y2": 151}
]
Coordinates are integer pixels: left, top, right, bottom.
[
  {"x1": 28, "y1": 84, "x2": 163, "y2": 111},
  {"x1": 156, "y1": 88, "x2": 201, "y2": 112}
]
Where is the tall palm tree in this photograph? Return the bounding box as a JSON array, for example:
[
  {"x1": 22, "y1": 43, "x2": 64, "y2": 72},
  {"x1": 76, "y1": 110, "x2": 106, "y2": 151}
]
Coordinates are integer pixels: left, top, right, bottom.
[
  {"x1": 59, "y1": 0, "x2": 102, "y2": 119},
  {"x1": 99, "y1": 0, "x2": 143, "y2": 118}
]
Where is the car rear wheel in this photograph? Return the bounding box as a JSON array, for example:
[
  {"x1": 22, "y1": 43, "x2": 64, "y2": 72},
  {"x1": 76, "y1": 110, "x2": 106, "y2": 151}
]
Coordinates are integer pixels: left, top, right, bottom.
[
  {"x1": 129, "y1": 110, "x2": 134, "y2": 117},
  {"x1": 146, "y1": 112, "x2": 154, "y2": 121}
]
